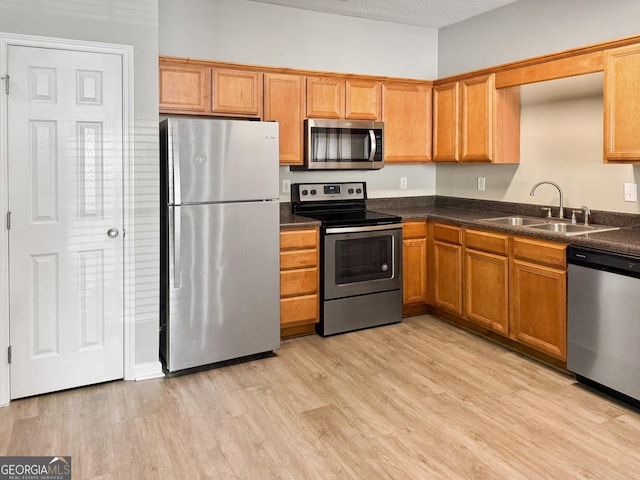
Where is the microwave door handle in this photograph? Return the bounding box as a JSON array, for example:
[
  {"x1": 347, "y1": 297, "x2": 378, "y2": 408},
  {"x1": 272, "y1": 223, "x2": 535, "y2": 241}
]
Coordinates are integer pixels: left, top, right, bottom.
[{"x1": 368, "y1": 129, "x2": 377, "y2": 161}]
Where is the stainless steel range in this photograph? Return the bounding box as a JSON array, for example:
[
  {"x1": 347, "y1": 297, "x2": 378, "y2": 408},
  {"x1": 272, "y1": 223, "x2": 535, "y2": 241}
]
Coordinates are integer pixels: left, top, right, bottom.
[{"x1": 291, "y1": 182, "x2": 402, "y2": 336}]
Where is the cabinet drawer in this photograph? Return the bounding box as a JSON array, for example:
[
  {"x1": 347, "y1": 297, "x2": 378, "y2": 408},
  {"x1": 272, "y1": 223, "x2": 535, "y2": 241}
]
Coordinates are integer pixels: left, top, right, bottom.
[
  {"x1": 280, "y1": 249, "x2": 317, "y2": 270},
  {"x1": 403, "y1": 221, "x2": 427, "y2": 239},
  {"x1": 512, "y1": 236, "x2": 566, "y2": 269},
  {"x1": 465, "y1": 229, "x2": 509, "y2": 256},
  {"x1": 281, "y1": 268, "x2": 318, "y2": 297},
  {"x1": 281, "y1": 294, "x2": 319, "y2": 326},
  {"x1": 280, "y1": 228, "x2": 318, "y2": 250},
  {"x1": 433, "y1": 223, "x2": 462, "y2": 244}
]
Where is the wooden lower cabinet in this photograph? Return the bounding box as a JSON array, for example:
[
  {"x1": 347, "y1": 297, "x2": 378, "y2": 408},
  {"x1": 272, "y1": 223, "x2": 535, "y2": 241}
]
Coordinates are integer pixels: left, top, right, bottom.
[
  {"x1": 464, "y1": 249, "x2": 509, "y2": 335},
  {"x1": 463, "y1": 229, "x2": 509, "y2": 335},
  {"x1": 402, "y1": 221, "x2": 428, "y2": 309},
  {"x1": 280, "y1": 227, "x2": 319, "y2": 338},
  {"x1": 429, "y1": 223, "x2": 463, "y2": 316},
  {"x1": 510, "y1": 237, "x2": 567, "y2": 361},
  {"x1": 426, "y1": 224, "x2": 567, "y2": 363}
]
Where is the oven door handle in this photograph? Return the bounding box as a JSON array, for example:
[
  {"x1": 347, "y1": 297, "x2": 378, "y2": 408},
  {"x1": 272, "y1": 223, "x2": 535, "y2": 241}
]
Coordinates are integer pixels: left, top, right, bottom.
[
  {"x1": 368, "y1": 129, "x2": 377, "y2": 162},
  {"x1": 326, "y1": 224, "x2": 401, "y2": 234}
]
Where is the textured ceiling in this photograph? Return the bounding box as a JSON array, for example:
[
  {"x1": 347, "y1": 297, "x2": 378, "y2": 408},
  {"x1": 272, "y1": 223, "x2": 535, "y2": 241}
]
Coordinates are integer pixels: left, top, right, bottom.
[{"x1": 246, "y1": 0, "x2": 520, "y2": 28}]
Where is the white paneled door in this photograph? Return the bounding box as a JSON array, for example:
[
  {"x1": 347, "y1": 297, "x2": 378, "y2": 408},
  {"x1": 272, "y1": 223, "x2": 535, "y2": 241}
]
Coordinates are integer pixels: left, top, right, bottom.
[{"x1": 7, "y1": 45, "x2": 124, "y2": 399}]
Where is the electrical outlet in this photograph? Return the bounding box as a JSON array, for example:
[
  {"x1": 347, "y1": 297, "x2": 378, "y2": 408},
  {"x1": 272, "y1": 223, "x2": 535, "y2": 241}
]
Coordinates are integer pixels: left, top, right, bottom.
[
  {"x1": 400, "y1": 177, "x2": 407, "y2": 190},
  {"x1": 477, "y1": 176, "x2": 486, "y2": 191},
  {"x1": 282, "y1": 179, "x2": 291, "y2": 194},
  {"x1": 624, "y1": 183, "x2": 637, "y2": 202}
]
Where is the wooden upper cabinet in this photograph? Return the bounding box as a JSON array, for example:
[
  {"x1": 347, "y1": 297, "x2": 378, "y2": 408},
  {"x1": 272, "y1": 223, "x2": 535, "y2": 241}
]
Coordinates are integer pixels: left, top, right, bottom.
[
  {"x1": 604, "y1": 44, "x2": 640, "y2": 163},
  {"x1": 382, "y1": 82, "x2": 433, "y2": 163},
  {"x1": 212, "y1": 68, "x2": 262, "y2": 118},
  {"x1": 460, "y1": 75, "x2": 494, "y2": 162},
  {"x1": 432, "y1": 74, "x2": 520, "y2": 164},
  {"x1": 264, "y1": 73, "x2": 305, "y2": 165},
  {"x1": 345, "y1": 79, "x2": 381, "y2": 120},
  {"x1": 433, "y1": 82, "x2": 460, "y2": 161},
  {"x1": 306, "y1": 76, "x2": 381, "y2": 120},
  {"x1": 306, "y1": 76, "x2": 345, "y2": 118},
  {"x1": 159, "y1": 60, "x2": 211, "y2": 114}
]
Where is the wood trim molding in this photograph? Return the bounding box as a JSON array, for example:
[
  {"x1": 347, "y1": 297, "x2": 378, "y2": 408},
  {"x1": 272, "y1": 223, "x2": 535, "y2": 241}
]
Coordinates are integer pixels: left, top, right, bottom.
[
  {"x1": 435, "y1": 34, "x2": 640, "y2": 87},
  {"x1": 159, "y1": 55, "x2": 433, "y2": 86},
  {"x1": 163, "y1": 34, "x2": 640, "y2": 92}
]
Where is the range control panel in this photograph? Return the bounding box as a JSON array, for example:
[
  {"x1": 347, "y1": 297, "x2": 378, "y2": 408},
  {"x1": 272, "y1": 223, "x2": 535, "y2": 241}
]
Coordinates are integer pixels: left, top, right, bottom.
[{"x1": 292, "y1": 182, "x2": 367, "y2": 202}]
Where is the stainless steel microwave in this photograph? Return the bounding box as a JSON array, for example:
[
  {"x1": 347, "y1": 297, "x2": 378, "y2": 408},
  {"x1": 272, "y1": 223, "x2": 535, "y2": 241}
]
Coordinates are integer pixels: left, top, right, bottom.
[{"x1": 293, "y1": 119, "x2": 384, "y2": 170}]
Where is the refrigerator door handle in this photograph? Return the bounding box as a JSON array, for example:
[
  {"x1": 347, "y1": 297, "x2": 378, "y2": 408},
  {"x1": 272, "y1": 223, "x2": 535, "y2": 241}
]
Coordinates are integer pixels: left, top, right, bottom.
[
  {"x1": 170, "y1": 120, "x2": 182, "y2": 206},
  {"x1": 170, "y1": 206, "x2": 182, "y2": 288}
]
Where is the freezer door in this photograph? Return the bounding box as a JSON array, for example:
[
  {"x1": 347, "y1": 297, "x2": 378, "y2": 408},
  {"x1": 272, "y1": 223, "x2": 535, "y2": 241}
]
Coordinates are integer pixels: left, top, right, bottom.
[
  {"x1": 165, "y1": 201, "x2": 280, "y2": 372},
  {"x1": 166, "y1": 118, "x2": 279, "y2": 204}
]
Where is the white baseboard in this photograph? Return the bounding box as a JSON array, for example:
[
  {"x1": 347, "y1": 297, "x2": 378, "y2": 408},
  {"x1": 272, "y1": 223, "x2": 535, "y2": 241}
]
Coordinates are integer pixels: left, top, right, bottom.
[{"x1": 134, "y1": 361, "x2": 164, "y2": 381}]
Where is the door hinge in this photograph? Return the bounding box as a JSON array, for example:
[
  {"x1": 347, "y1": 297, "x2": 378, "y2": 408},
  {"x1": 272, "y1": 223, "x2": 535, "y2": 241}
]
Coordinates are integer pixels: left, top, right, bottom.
[
  {"x1": 7, "y1": 345, "x2": 11, "y2": 364},
  {"x1": 1, "y1": 74, "x2": 8, "y2": 95},
  {"x1": 6, "y1": 211, "x2": 11, "y2": 230}
]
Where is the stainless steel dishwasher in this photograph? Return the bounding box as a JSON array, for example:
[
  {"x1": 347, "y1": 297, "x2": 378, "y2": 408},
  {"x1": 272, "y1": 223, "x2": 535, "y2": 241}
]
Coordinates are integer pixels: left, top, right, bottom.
[{"x1": 567, "y1": 245, "x2": 640, "y2": 403}]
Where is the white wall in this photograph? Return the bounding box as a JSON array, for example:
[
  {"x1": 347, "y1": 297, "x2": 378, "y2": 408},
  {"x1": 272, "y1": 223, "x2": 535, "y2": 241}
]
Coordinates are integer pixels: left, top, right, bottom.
[
  {"x1": 158, "y1": 0, "x2": 439, "y2": 201},
  {"x1": 0, "y1": 0, "x2": 161, "y2": 371},
  {"x1": 437, "y1": 0, "x2": 640, "y2": 214},
  {"x1": 439, "y1": 0, "x2": 640, "y2": 77}
]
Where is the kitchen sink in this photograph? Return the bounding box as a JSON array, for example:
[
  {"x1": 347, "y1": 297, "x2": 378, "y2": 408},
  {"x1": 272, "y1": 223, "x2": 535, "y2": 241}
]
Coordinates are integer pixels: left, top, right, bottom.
[
  {"x1": 481, "y1": 216, "x2": 548, "y2": 226},
  {"x1": 480, "y1": 216, "x2": 619, "y2": 236},
  {"x1": 528, "y1": 222, "x2": 619, "y2": 235}
]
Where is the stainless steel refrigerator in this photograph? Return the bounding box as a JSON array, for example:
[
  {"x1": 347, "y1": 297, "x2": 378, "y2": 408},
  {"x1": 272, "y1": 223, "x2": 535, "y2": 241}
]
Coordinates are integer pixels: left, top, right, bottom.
[{"x1": 159, "y1": 117, "x2": 280, "y2": 373}]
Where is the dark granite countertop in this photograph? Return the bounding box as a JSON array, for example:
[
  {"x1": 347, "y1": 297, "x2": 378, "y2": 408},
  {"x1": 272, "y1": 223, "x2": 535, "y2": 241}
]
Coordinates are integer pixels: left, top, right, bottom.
[
  {"x1": 280, "y1": 196, "x2": 640, "y2": 256},
  {"x1": 280, "y1": 204, "x2": 320, "y2": 230}
]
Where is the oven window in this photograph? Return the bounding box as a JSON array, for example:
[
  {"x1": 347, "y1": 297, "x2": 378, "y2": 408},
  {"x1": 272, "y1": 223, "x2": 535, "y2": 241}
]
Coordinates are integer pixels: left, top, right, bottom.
[{"x1": 334, "y1": 235, "x2": 393, "y2": 284}]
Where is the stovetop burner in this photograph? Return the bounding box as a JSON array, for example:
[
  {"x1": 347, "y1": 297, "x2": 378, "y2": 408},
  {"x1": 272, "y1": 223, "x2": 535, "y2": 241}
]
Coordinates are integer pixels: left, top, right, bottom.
[{"x1": 290, "y1": 182, "x2": 401, "y2": 228}]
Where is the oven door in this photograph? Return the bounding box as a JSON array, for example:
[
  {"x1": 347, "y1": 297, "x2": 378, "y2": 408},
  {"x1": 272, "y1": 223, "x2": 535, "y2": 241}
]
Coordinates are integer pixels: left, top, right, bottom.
[{"x1": 324, "y1": 224, "x2": 402, "y2": 300}]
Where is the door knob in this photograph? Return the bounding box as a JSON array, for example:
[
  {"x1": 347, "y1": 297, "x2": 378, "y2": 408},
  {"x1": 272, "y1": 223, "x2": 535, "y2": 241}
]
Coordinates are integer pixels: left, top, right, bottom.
[{"x1": 107, "y1": 228, "x2": 119, "y2": 238}]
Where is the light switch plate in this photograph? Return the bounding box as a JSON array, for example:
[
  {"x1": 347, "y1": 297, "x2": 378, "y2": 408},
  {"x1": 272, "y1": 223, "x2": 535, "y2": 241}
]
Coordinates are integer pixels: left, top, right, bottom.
[{"x1": 624, "y1": 183, "x2": 637, "y2": 202}]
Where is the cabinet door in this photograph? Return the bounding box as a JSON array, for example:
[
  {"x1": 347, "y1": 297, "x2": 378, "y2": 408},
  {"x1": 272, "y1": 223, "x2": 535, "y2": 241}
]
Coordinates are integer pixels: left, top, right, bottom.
[
  {"x1": 306, "y1": 76, "x2": 345, "y2": 118},
  {"x1": 464, "y1": 249, "x2": 509, "y2": 335},
  {"x1": 345, "y1": 79, "x2": 381, "y2": 120},
  {"x1": 403, "y1": 221, "x2": 428, "y2": 308},
  {"x1": 212, "y1": 68, "x2": 262, "y2": 117},
  {"x1": 403, "y1": 238, "x2": 427, "y2": 304},
  {"x1": 264, "y1": 73, "x2": 305, "y2": 165},
  {"x1": 460, "y1": 75, "x2": 493, "y2": 162},
  {"x1": 604, "y1": 44, "x2": 640, "y2": 163},
  {"x1": 382, "y1": 82, "x2": 432, "y2": 163},
  {"x1": 159, "y1": 60, "x2": 211, "y2": 114},
  {"x1": 431, "y1": 241, "x2": 463, "y2": 316},
  {"x1": 511, "y1": 260, "x2": 567, "y2": 360},
  {"x1": 432, "y1": 82, "x2": 459, "y2": 161}
]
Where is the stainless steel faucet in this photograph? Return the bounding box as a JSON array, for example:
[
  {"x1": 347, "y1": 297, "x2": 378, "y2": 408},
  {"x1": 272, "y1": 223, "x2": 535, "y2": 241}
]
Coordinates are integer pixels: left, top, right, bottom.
[
  {"x1": 530, "y1": 181, "x2": 564, "y2": 219},
  {"x1": 580, "y1": 205, "x2": 591, "y2": 225}
]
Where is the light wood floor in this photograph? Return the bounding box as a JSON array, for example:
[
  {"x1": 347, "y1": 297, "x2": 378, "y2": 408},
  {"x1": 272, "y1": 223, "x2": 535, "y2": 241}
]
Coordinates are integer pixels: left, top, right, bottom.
[{"x1": 2, "y1": 314, "x2": 640, "y2": 479}]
